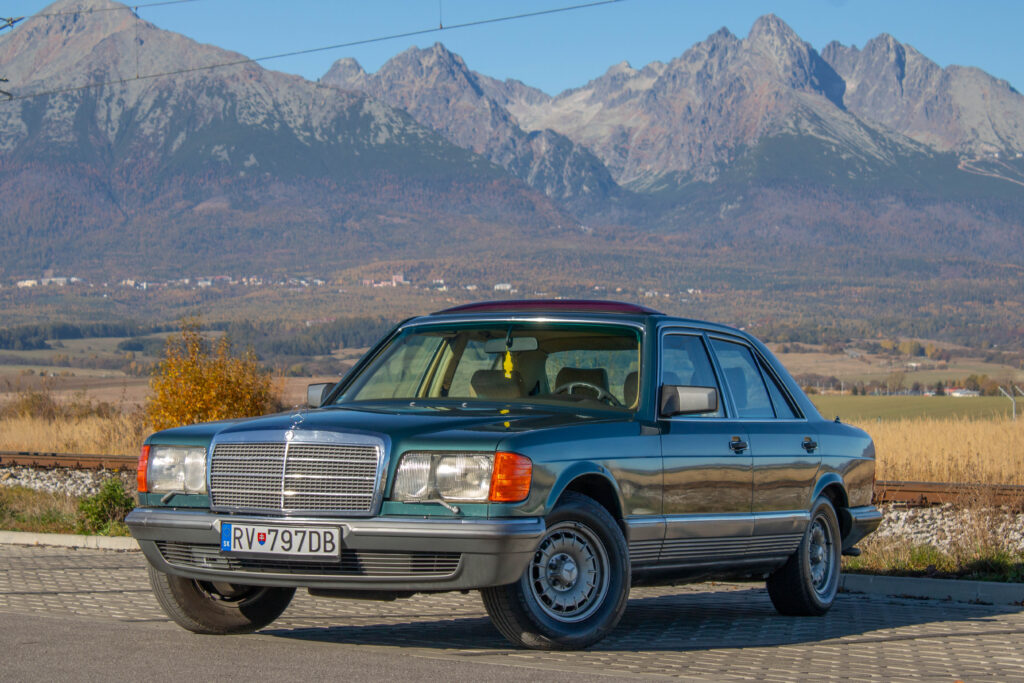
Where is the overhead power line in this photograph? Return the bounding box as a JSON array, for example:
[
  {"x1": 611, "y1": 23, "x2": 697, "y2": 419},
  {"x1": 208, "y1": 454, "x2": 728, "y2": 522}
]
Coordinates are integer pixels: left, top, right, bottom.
[
  {"x1": 32, "y1": 0, "x2": 201, "y2": 18},
  {"x1": 2, "y1": 0, "x2": 624, "y2": 103}
]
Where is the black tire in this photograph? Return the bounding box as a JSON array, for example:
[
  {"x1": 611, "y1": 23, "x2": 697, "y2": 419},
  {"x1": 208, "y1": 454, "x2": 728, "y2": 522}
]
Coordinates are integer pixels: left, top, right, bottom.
[
  {"x1": 481, "y1": 491, "x2": 630, "y2": 650},
  {"x1": 147, "y1": 564, "x2": 295, "y2": 634},
  {"x1": 766, "y1": 496, "x2": 841, "y2": 616}
]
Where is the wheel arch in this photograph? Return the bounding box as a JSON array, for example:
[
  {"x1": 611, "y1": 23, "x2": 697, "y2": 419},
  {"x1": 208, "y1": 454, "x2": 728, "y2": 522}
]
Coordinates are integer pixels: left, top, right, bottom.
[
  {"x1": 813, "y1": 473, "x2": 851, "y2": 539},
  {"x1": 546, "y1": 462, "x2": 625, "y2": 525}
]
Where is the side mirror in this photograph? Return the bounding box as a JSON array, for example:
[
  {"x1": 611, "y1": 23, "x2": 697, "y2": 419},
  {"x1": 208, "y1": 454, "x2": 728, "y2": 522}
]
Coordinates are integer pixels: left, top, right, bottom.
[
  {"x1": 306, "y1": 383, "x2": 333, "y2": 408},
  {"x1": 660, "y1": 385, "x2": 718, "y2": 417}
]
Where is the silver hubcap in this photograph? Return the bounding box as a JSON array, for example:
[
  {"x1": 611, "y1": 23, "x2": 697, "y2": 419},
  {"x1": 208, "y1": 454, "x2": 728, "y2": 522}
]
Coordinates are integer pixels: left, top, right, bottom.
[
  {"x1": 528, "y1": 521, "x2": 610, "y2": 623},
  {"x1": 808, "y1": 516, "x2": 835, "y2": 596}
]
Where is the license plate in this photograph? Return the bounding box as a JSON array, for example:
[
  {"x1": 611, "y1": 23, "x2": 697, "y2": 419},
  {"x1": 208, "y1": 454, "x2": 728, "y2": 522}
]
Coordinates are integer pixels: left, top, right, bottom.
[{"x1": 220, "y1": 523, "x2": 340, "y2": 558}]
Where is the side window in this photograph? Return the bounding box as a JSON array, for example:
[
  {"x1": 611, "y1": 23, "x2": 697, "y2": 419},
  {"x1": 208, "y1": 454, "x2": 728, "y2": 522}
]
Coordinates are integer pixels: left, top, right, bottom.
[
  {"x1": 661, "y1": 334, "x2": 722, "y2": 418},
  {"x1": 710, "y1": 339, "x2": 774, "y2": 419},
  {"x1": 759, "y1": 358, "x2": 798, "y2": 419}
]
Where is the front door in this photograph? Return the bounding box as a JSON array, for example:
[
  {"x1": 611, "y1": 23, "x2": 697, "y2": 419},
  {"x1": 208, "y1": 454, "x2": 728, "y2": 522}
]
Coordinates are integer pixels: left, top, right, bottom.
[{"x1": 658, "y1": 332, "x2": 753, "y2": 567}]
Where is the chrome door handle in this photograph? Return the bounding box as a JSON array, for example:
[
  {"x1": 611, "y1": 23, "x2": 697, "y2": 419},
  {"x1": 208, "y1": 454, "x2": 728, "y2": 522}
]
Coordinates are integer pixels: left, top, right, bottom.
[
  {"x1": 802, "y1": 438, "x2": 818, "y2": 452},
  {"x1": 729, "y1": 437, "x2": 748, "y2": 453}
]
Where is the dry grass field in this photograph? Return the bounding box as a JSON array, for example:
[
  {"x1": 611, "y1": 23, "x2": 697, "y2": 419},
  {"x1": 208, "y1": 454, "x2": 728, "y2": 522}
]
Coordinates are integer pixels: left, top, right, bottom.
[
  {"x1": 1, "y1": 411, "x2": 1020, "y2": 487},
  {"x1": 855, "y1": 416, "x2": 1024, "y2": 485},
  {"x1": 0, "y1": 413, "x2": 147, "y2": 456},
  {"x1": 0, "y1": 376, "x2": 337, "y2": 456}
]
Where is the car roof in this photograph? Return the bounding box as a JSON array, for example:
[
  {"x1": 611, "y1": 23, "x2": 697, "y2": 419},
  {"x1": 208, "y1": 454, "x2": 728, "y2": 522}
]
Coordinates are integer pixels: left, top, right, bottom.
[
  {"x1": 425, "y1": 300, "x2": 746, "y2": 336},
  {"x1": 432, "y1": 299, "x2": 664, "y2": 316}
]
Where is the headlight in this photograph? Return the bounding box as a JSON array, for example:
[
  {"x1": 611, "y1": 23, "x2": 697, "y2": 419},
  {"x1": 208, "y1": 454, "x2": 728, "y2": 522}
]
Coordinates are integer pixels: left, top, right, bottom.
[
  {"x1": 393, "y1": 451, "x2": 493, "y2": 502},
  {"x1": 391, "y1": 451, "x2": 530, "y2": 503},
  {"x1": 435, "y1": 453, "x2": 493, "y2": 500},
  {"x1": 146, "y1": 446, "x2": 208, "y2": 494}
]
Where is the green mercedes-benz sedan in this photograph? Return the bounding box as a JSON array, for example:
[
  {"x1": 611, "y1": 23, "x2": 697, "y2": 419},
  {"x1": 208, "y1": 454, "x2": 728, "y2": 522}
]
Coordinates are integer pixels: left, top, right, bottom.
[{"x1": 127, "y1": 300, "x2": 881, "y2": 649}]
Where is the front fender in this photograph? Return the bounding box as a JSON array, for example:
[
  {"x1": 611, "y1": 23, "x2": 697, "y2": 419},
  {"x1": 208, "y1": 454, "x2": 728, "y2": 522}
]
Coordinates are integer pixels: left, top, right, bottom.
[{"x1": 544, "y1": 460, "x2": 625, "y2": 519}]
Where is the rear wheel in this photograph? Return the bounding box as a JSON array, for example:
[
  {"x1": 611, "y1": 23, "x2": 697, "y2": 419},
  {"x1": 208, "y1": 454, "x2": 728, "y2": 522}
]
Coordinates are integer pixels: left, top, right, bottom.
[
  {"x1": 148, "y1": 564, "x2": 295, "y2": 634},
  {"x1": 481, "y1": 492, "x2": 629, "y2": 650},
  {"x1": 766, "y1": 496, "x2": 841, "y2": 616}
]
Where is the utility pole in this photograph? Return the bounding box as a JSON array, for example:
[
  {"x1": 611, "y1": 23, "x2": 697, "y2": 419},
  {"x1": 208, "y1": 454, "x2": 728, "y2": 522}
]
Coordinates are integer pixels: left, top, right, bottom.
[{"x1": 999, "y1": 386, "x2": 1017, "y2": 421}]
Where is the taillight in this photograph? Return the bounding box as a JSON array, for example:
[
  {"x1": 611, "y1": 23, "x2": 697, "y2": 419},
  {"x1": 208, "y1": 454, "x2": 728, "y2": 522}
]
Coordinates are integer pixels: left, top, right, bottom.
[
  {"x1": 137, "y1": 445, "x2": 150, "y2": 493},
  {"x1": 489, "y1": 451, "x2": 532, "y2": 502}
]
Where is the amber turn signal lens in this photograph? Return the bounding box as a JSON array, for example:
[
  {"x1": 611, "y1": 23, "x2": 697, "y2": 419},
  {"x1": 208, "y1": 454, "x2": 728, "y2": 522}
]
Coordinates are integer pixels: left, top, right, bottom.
[
  {"x1": 137, "y1": 445, "x2": 150, "y2": 493},
  {"x1": 489, "y1": 451, "x2": 532, "y2": 502}
]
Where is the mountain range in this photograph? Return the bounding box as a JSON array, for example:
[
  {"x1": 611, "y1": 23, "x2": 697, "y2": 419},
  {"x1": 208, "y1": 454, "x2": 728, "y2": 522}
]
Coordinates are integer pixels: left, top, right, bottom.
[{"x1": 1, "y1": 1, "x2": 1023, "y2": 326}]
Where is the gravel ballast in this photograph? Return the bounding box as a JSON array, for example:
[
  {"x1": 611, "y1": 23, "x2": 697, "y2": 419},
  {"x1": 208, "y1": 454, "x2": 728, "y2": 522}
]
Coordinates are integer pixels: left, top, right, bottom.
[
  {"x1": 0, "y1": 465, "x2": 134, "y2": 498},
  {"x1": 872, "y1": 503, "x2": 1024, "y2": 553}
]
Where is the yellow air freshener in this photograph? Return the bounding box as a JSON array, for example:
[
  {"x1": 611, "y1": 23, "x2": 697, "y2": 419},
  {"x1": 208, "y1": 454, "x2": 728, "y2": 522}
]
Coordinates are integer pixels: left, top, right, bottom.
[{"x1": 503, "y1": 350, "x2": 514, "y2": 379}]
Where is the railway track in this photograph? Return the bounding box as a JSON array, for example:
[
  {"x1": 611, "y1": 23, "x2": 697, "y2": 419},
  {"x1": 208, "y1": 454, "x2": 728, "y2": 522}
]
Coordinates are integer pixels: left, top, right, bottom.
[
  {"x1": 874, "y1": 480, "x2": 1024, "y2": 507},
  {"x1": 0, "y1": 451, "x2": 137, "y2": 470},
  {"x1": 2, "y1": 452, "x2": 1023, "y2": 508}
]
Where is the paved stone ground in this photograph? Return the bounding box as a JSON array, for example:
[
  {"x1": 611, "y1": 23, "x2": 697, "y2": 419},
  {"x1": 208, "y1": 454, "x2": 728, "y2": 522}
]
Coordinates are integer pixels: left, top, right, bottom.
[{"x1": 2, "y1": 545, "x2": 1024, "y2": 680}]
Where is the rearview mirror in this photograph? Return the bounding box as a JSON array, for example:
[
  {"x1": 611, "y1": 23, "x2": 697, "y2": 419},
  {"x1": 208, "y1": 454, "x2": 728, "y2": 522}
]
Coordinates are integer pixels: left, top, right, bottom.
[
  {"x1": 660, "y1": 385, "x2": 718, "y2": 417},
  {"x1": 306, "y1": 383, "x2": 333, "y2": 408},
  {"x1": 483, "y1": 337, "x2": 539, "y2": 353}
]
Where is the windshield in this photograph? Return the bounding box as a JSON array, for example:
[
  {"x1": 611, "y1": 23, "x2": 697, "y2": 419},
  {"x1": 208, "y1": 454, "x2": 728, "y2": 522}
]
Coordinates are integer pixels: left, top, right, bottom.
[{"x1": 335, "y1": 323, "x2": 642, "y2": 412}]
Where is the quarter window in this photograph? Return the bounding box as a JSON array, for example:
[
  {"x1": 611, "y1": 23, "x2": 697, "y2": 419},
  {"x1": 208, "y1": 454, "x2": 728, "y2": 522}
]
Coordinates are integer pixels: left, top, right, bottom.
[
  {"x1": 710, "y1": 339, "x2": 774, "y2": 419},
  {"x1": 759, "y1": 359, "x2": 798, "y2": 419}
]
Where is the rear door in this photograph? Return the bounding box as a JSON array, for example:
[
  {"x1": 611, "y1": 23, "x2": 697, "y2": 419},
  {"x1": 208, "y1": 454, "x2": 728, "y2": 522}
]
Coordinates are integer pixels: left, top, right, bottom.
[{"x1": 708, "y1": 337, "x2": 819, "y2": 559}]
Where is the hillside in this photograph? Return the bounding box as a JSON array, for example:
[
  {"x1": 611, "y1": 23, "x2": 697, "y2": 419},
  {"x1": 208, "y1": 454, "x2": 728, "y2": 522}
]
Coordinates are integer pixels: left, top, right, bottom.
[
  {"x1": 325, "y1": 15, "x2": 1024, "y2": 267},
  {"x1": 0, "y1": 0, "x2": 575, "y2": 278},
  {"x1": 0, "y1": 3, "x2": 1023, "y2": 350}
]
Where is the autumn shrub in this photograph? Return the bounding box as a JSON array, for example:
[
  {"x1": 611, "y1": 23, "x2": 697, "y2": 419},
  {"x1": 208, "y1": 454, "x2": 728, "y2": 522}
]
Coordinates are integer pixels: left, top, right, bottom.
[{"x1": 146, "y1": 320, "x2": 280, "y2": 431}]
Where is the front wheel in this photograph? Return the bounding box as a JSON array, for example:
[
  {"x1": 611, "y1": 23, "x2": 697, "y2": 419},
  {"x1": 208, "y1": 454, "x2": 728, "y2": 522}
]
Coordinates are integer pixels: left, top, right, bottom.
[
  {"x1": 766, "y1": 496, "x2": 841, "y2": 616},
  {"x1": 148, "y1": 564, "x2": 295, "y2": 634},
  {"x1": 481, "y1": 492, "x2": 630, "y2": 650}
]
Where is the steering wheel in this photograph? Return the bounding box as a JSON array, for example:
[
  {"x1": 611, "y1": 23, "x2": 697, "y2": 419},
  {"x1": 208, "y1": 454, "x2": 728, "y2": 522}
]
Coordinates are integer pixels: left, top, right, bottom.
[{"x1": 552, "y1": 381, "x2": 623, "y2": 407}]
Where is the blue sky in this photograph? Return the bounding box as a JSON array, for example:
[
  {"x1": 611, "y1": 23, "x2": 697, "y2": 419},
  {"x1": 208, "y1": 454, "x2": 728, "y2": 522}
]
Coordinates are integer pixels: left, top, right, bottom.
[{"x1": 11, "y1": 0, "x2": 1024, "y2": 94}]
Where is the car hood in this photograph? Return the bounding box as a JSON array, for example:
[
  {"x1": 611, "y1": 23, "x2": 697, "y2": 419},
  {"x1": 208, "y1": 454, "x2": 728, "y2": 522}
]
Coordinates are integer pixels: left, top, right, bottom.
[{"x1": 145, "y1": 404, "x2": 628, "y2": 453}]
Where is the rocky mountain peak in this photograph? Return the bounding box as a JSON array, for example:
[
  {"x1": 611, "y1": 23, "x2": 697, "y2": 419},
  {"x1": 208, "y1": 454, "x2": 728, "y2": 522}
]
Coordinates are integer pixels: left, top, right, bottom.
[
  {"x1": 320, "y1": 43, "x2": 617, "y2": 202},
  {"x1": 746, "y1": 13, "x2": 802, "y2": 52},
  {"x1": 607, "y1": 61, "x2": 636, "y2": 76},
  {"x1": 322, "y1": 57, "x2": 366, "y2": 87},
  {"x1": 742, "y1": 13, "x2": 843, "y2": 105},
  {"x1": 822, "y1": 31, "x2": 1024, "y2": 153}
]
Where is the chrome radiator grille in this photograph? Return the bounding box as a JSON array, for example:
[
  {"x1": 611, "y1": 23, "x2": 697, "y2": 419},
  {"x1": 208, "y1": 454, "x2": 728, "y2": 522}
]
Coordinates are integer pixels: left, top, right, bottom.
[{"x1": 209, "y1": 440, "x2": 383, "y2": 515}]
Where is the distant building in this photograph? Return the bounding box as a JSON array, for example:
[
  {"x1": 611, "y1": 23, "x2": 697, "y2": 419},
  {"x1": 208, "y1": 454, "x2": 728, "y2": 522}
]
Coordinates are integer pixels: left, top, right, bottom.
[{"x1": 494, "y1": 283, "x2": 512, "y2": 291}]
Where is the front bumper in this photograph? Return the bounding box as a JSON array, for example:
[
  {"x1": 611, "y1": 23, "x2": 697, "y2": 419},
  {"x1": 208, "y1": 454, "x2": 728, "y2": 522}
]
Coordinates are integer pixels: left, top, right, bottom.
[
  {"x1": 840, "y1": 505, "x2": 883, "y2": 551},
  {"x1": 127, "y1": 507, "x2": 545, "y2": 592}
]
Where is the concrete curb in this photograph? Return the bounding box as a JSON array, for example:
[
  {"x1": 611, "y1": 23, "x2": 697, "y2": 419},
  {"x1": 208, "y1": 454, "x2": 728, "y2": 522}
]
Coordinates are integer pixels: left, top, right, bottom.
[
  {"x1": 0, "y1": 530, "x2": 139, "y2": 551},
  {"x1": 841, "y1": 573, "x2": 1024, "y2": 606}
]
